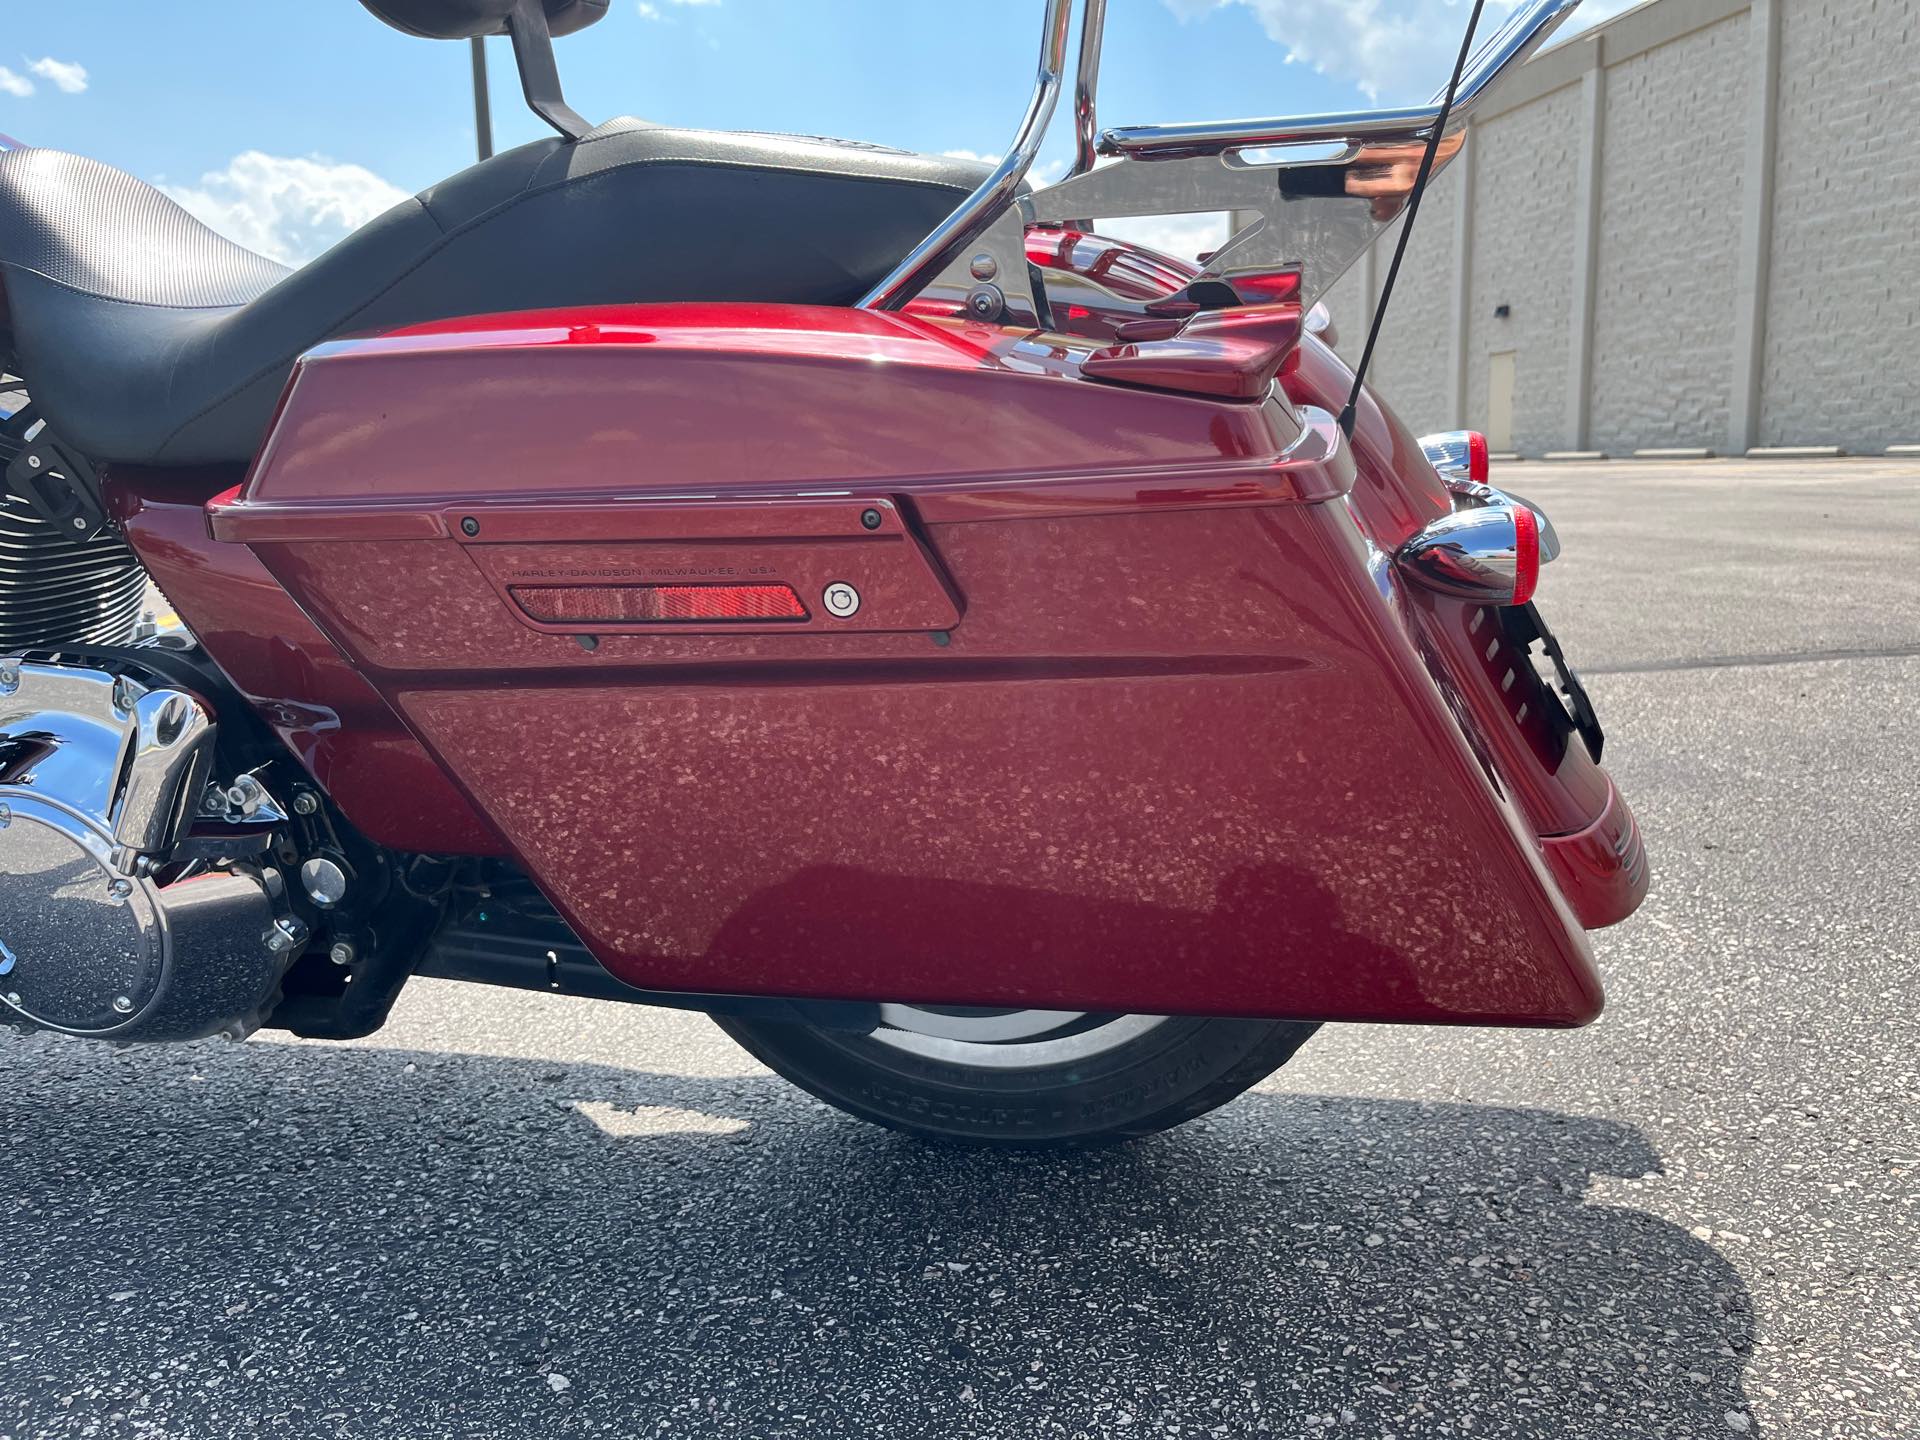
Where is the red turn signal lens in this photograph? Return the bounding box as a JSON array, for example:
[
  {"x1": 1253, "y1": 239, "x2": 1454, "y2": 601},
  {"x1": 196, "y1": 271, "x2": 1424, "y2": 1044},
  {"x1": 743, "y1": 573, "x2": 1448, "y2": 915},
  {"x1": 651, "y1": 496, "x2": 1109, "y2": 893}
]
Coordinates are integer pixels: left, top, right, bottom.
[
  {"x1": 1396, "y1": 506, "x2": 1537, "y2": 607},
  {"x1": 1466, "y1": 430, "x2": 1490, "y2": 483},
  {"x1": 1511, "y1": 505, "x2": 1539, "y2": 606},
  {"x1": 511, "y1": 583, "x2": 810, "y2": 625}
]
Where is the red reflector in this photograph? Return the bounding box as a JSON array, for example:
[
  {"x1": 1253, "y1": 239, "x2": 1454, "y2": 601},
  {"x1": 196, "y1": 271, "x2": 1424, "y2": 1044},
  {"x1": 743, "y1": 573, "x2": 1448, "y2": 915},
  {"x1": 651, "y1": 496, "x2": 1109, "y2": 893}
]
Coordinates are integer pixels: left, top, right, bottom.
[
  {"x1": 1511, "y1": 506, "x2": 1540, "y2": 606},
  {"x1": 1466, "y1": 430, "x2": 1490, "y2": 483},
  {"x1": 511, "y1": 584, "x2": 810, "y2": 624}
]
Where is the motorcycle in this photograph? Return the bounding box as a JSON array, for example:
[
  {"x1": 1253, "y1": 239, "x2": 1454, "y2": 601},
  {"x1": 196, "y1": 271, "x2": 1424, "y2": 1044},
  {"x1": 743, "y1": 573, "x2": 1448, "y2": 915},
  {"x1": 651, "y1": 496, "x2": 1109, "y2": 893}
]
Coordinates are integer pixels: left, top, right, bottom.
[{"x1": 0, "y1": 0, "x2": 1644, "y2": 1146}]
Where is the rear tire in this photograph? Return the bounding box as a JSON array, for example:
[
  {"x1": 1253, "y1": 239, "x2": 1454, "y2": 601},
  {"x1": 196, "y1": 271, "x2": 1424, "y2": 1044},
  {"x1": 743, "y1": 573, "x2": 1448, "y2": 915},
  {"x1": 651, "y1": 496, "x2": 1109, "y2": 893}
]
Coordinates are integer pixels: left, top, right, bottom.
[{"x1": 715, "y1": 1007, "x2": 1319, "y2": 1147}]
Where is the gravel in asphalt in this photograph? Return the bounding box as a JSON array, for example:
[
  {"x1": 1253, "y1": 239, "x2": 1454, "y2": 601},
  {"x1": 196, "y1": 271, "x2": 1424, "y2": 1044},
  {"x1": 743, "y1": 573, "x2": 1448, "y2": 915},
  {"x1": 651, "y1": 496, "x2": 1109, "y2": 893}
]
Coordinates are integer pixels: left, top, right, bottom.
[{"x1": 1, "y1": 459, "x2": 1914, "y2": 1439}]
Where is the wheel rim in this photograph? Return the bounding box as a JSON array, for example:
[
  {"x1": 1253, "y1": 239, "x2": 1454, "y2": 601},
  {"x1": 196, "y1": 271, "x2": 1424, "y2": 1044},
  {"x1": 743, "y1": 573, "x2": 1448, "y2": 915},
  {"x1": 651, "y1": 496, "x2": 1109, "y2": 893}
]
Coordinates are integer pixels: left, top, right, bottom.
[{"x1": 866, "y1": 1005, "x2": 1169, "y2": 1069}]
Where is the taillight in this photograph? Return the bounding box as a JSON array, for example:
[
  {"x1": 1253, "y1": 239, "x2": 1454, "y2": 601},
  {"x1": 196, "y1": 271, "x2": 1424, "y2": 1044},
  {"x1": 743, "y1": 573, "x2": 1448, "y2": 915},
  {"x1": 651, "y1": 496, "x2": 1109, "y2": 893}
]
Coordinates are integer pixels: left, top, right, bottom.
[
  {"x1": 1397, "y1": 505, "x2": 1539, "y2": 607},
  {"x1": 511, "y1": 583, "x2": 809, "y2": 625}
]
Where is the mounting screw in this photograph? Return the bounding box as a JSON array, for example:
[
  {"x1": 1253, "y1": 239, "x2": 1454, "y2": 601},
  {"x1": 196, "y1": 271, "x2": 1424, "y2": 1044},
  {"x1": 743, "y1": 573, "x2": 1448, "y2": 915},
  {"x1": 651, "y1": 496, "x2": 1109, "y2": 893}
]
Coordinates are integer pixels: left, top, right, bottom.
[
  {"x1": 4, "y1": 992, "x2": 20, "y2": 1008},
  {"x1": 0, "y1": 664, "x2": 16, "y2": 693},
  {"x1": 0, "y1": 802, "x2": 10, "y2": 827},
  {"x1": 291, "y1": 791, "x2": 320, "y2": 816},
  {"x1": 964, "y1": 284, "x2": 1005, "y2": 322},
  {"x1": 860, "y1": 508, "x2": 883, "y2": 531},
  {"x1": 328, "y1": 941, "x2": 357, "y2": 968},
  {"x1": 72, "y1": 517, "x2": 87, "y2": 531},
  {"x1": 263, "y1": 917, "x2": 309, "y2": 955},
  {"x1": 968, "y1": 252, "x2": 999, "y2": 281},
  {"x1": 112, "y1": 995, "x2": 134, "y2": 1015},
  {"x1": 460, "y1": 516, "x2": 481, "y2": 537},
  {"x1": 106, "y1": 878, "x2": 133, "y2": 903}
]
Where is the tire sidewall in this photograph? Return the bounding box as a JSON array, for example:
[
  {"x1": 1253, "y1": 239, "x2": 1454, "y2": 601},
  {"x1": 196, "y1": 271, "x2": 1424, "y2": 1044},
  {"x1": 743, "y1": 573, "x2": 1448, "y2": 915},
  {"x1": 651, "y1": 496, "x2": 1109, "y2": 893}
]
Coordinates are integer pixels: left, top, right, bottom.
[{"x1": 717, "y1": 1014, "x2": 1318, "y2": 1146}]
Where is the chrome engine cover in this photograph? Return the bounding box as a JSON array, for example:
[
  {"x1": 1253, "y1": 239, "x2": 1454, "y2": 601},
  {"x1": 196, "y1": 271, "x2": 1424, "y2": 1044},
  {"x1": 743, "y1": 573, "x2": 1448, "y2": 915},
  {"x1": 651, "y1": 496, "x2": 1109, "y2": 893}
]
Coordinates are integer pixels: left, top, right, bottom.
[{"x1": 0, "y1": 658, "x2": 283, "y2": 1039}]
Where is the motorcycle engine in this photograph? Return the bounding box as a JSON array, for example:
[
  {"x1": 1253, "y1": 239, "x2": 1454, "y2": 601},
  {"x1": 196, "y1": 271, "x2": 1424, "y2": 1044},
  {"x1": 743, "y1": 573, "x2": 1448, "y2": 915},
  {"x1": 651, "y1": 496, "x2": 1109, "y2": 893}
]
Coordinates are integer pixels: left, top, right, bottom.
[
  {"x1": 0, "y1": 387, "x2": 150, "y2": 652},
  {"x1": 0, "y1": 656, "x2": 298, "y2": 1040}
]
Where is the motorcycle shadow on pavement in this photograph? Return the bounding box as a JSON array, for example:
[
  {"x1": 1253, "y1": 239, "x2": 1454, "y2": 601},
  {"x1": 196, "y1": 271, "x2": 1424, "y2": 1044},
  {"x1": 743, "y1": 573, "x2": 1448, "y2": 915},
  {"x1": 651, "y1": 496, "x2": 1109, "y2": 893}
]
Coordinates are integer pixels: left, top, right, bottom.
[{"x1": 0, "y1": 1030, "x2": 1757, "y2": 1439}]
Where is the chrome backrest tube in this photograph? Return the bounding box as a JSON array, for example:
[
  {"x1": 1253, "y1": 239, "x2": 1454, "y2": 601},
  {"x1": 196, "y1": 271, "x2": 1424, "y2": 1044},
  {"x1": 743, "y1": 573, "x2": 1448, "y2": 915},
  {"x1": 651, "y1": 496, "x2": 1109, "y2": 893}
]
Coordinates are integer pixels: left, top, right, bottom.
[
  {"x1": 867, "y1": 0, "x2": 1581, "y2": 317},
  {"x1": 1099, "y1": 0, "x2": 1581, "y2": 158},
  {"x1": 1068, "y1": 0, "x2": 1108, "y2": 180},
  {"x1": 857, "y1": 0, "x2": 1073, "y2": 312}
]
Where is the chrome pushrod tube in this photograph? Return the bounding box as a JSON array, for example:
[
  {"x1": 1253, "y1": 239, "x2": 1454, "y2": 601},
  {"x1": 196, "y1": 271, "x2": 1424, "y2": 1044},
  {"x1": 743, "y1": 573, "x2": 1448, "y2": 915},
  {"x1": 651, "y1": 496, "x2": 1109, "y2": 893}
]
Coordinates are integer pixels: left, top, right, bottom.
[
  {"x1": 858, "y1": 0, "x2": 1073, "y2": 312},
  {"x1": 1101, "y1": 0, "x2": 1579, "y2": 157},
  {"x1": 1068, "y1": 0, "x2": 1108, "y2": 179}
]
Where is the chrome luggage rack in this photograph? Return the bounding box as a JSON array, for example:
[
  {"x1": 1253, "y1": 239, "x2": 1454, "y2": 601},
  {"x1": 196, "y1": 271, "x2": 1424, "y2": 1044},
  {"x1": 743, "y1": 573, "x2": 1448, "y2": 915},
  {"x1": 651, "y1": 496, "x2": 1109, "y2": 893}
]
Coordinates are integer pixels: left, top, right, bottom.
[{"x1": 860, "y1": 0, "x2": 1581, "y2": 328}]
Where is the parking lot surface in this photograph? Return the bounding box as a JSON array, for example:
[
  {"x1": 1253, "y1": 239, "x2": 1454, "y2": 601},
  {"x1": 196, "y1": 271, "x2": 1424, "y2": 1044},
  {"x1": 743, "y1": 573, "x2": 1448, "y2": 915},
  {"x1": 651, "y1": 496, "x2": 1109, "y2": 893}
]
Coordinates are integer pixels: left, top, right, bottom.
[{"x1": 2, "y1": 458, "x2": 1915, "y2": 1439}]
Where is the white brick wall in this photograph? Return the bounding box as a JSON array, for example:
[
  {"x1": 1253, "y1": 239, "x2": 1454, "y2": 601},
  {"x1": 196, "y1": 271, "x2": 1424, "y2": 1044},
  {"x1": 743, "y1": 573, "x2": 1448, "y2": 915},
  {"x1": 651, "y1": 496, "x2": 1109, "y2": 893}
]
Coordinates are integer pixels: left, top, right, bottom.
[
  {"x1": 1367, "y1": 174, "x2": 1461, "y2": 434},
  {"x1": 1589, "y1": 11, "x2": 1748, "y2": 453},
  {"x1": 1760, "y1": 0, "x2": 1920, "y2": 450},
  {"x1": 1305, "y1": 0, "x2": 1918, "y2": 456},
  {"x1": 1467, "y1": 86, "x2": 1584, "y2": 455}
]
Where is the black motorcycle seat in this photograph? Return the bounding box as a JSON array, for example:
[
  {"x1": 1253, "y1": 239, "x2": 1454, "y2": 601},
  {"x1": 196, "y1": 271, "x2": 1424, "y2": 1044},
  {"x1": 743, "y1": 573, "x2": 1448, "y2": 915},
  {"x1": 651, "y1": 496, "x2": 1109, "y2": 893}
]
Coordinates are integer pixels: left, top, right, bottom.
[
  {"x1": 361, "y1": 0, "x2": 607, "y2": 40},
  {"x1": 0, "y1": 121, "x2": 987, "y2": 467}
]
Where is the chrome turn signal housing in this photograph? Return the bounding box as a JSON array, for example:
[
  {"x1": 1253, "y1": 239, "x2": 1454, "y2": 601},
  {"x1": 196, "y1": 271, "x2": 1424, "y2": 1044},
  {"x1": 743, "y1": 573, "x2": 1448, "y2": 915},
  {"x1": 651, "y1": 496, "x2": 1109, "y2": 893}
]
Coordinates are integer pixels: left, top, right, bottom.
[{"x1": 1397, "y1": 502, "x2": 1540, "y2": 606}]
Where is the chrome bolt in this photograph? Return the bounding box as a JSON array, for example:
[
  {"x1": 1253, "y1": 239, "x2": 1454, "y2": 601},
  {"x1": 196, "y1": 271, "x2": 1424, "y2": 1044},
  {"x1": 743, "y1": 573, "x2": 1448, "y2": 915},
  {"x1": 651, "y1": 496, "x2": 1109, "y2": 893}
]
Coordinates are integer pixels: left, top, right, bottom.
[
  {"x1": 968, "y1": 252, "x2": 998, "y2": 281},
  {"x1": 328, "y1": 941, "x2": 356, "y2": 968},
  {"x1": 261, "y1": 868, "x2": 285, "y2": 896},
  {"x1": 0, "y1": 803, "x2": 10, "y2": 828},
  {"x1": 107, "y1": 878, "x2": 134, "y2": 903},
  {"x1": 291, "y1": 792, "x2": 320, "y2": 816},
  {"x1": 112, "y1": 995, "x2": 134, "y2": 1015},
  {"x1": 4, "y1": 992, "x2": 20, "y2": 1008},
  {"x1": 263, "y1": 917, "x2": 308, "y2": 955},
  {"x1": 964, "y1": 283, "x2": 1005, "y2": 322},
  {"x1": 0, "y1": 665, "x2": 17, "y2": 694}
]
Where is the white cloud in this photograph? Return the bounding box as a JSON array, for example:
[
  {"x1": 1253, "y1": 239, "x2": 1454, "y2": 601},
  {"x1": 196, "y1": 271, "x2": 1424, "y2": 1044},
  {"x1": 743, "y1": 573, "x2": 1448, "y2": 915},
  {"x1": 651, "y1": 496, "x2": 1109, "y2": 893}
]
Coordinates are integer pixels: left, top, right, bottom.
[
  {"x1": 1163, "y1": 0, "x2": 1528, "y2": 104},
  {"x1": 28, "y1": 58, "x2": 88, "y2": 94},
  {"x1": 1562, "y1": 0, "x2": 1646, "y2": 25},
  {"x1": 1093, "y1": 212, "x2": 1234, "y2": 263},
  {"x1": 638, "y1": 0, "x2": 716, "y2": 22},
  {"x1": 159, "y1": 152, "x2": 411, "y2": 267},
  {"x1": 0, "y1": 67, "x2": 33, "y2": 99}
]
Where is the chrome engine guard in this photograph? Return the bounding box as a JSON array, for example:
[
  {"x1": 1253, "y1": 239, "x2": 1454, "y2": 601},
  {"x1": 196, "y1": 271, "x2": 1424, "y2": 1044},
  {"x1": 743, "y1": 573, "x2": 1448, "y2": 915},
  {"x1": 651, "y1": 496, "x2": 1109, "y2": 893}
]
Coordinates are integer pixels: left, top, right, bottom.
[{"x1": 0, "y1": 658, "x2": 284, "y2": 1039}]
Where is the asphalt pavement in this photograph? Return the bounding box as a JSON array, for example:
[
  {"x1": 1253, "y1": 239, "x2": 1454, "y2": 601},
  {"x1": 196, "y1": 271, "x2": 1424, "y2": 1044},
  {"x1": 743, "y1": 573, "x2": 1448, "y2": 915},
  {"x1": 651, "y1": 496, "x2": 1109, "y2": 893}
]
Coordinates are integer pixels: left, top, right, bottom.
[{"x1": 2, "y1": 458, "x2": 1915, "y2": 1439}]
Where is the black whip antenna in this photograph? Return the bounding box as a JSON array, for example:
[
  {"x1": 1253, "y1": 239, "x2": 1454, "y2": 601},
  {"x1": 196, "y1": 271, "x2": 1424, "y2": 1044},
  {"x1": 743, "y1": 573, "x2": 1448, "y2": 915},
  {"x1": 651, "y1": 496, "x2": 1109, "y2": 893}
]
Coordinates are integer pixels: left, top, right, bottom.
[{"x1": 1337, "y1": 0, "x2": 1489, "y2": 438}]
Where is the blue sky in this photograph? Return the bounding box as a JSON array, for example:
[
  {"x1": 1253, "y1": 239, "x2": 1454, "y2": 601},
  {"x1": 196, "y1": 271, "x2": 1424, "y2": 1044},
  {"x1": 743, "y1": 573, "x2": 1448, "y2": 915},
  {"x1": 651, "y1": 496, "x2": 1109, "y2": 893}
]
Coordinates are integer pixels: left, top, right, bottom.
[{"x1": 0, "y1": 0, "x2": 1632, "y2": 264}]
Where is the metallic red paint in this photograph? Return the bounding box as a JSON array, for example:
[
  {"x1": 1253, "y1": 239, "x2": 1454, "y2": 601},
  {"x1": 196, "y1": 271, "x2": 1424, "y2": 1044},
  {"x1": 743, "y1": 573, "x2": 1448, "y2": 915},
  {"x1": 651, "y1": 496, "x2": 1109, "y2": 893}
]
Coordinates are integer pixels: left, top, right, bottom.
[
  {"x1": 106, "y1": 470, "x2": 505, "y2": 856},
  {"x1": 205, "y1": 301, "x2": 1623, "y2": 1026},
  {"x1": 1081, "y1": 304, "x2": 1304, "y2": 402}
]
